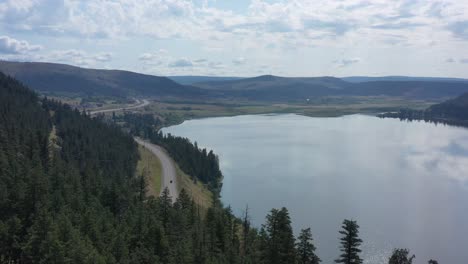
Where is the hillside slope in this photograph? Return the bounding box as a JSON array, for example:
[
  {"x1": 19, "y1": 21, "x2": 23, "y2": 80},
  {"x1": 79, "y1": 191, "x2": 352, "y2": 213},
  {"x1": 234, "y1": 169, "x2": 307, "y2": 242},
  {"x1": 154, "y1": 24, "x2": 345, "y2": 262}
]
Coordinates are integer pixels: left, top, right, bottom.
[
  {"x1": 0, "y1": 72, "x2": 257, "y2": 263},
  {"x1": 379, "y1": 92, "x2": 468, "y2": 126},
  {"x1": 342, "y1": 76, "x2": 468, "y2": 83},
  {"x1": 0, "y1": 61, "x2": 207, "y2": 98},
  {"x1": 168, "y1": 75, "x2": 243, "y2": 85},
  {"x1": 427, "y1": 92, "x2": 468, "y2": 120},
  {"x1": 197, "y1": 75, "x2": 468, "y2": 101},
  {"x1": 3, "y1": 61, "x2": 468, "y2": 102}
]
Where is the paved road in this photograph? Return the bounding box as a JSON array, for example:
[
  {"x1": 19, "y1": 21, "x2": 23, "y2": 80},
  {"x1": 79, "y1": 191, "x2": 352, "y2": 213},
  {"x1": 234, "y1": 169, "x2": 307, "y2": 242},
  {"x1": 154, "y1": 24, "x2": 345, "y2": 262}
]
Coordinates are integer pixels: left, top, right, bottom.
[
  {"x1": 134, "y1": 137, "x2": 179, "y2": 202},
  {"x1": 89, "y1": 99, "x2": 150, "y2": 115}
]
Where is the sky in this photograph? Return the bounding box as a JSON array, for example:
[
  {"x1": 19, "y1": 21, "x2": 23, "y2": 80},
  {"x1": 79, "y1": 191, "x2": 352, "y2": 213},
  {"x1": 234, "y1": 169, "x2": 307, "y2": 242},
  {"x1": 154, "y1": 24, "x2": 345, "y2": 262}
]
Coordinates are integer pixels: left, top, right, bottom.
[{"x1": 0, "y1": 0, "x2": 468, "y2": 77}]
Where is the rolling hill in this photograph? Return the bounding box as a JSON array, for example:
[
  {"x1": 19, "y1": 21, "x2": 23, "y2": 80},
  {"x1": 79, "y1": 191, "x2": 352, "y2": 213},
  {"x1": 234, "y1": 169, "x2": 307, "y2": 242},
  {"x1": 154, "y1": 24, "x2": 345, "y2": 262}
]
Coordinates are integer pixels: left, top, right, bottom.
[
  {"x1": 168, "y1": 75, "x2": 243, "y2": 85},
  {"x1": 342, "y1": 76, "x2": 468, "y2": 83},
  {"x1": 196, "y1": 75, "x2": 468, "y2": 101},
  {"x1": 0, "y1": 61, "x2": 207, "y2": 98},
  {"x1": 2, "y1": 61, "x2": 468, "y2": 102}
]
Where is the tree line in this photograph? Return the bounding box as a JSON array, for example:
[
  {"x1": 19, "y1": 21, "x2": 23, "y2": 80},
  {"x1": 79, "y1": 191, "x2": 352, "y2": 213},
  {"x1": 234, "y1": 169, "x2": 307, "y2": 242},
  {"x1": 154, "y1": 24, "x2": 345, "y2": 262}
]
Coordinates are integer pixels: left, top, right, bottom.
[
  {"x1": 0, "y1": 72, "x2": 440, "y2": 263},
  {"x1": 379, "y1": 92, "x2": 468, "y2": 128}
]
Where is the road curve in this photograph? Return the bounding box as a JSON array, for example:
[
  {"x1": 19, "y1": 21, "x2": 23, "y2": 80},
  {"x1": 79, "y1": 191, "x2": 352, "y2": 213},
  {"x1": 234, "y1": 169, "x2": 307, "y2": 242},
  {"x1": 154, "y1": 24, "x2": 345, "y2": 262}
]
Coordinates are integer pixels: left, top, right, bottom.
[
  {"x1": 90, "y1": 99, "x2": 150, "y2": 115},
  {"x1": 134, "y1": 137, "x2": 179, "y2": 202}
]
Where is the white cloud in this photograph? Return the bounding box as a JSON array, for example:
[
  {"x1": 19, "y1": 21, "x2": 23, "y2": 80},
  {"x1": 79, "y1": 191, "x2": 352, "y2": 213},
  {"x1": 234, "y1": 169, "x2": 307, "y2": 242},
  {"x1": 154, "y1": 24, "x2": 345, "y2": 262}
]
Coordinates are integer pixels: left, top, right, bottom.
[
  {"x1": 335, "y1": 58, "x2": 361, "y2": 67},
  {"x1": 169, "y1": 58, "x2": 193, "y2": 67},
  {"x1": 93, "y1": 53, "x2": 112, "y2": 62},
  {"x1": 446, "y1": 58, "x2": 455, "y2": 63},
  {"x1": 1, "y1": 1, "x2": 468, "y2": 76},
  {"x1": 2, "y1": 0, "x2": 467, "y2": 43},
  {"x1": 43, "y1": 49, "x2": 113, "y2": 67},
  {"x1": 0, "y1": 35, "x2": 41, "y2": 54},
  {"x1": 232, "y1": 57, "x2": 246, "y2": 65}
]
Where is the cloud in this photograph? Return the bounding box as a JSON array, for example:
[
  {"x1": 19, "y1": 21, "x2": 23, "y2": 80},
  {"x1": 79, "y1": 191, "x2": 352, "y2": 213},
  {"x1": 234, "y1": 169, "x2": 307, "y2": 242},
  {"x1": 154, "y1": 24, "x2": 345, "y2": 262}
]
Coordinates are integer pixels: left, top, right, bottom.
[
  {"x1": 2, "y1": 0, "x2": 468, "y2": 76},
  {"x1": 93, "y1": 53, "x2": 112, "y2": 62},
  {"x1": 460, "y1": 58, "x2": 468, "y2": 64},
  {"x1": 1, "y1": 0, "x2": 466, "y2": 46},
  {"x1": 208, "y1": 61, "x2": 224, "y2": 69},
  {"x1": 0, "y1": 35, "x2": 41, "y2": 54},
  {"x1": 138, "y1": 49, "x2": 169, "y2": 67},
  {"x1": 371, "y1": 22, "x2": 426, "y2": 30},
  {"x1": 232, "y1": 57, "x2": 246, "y2": 65},
  {"x1": 334, "y1": 58, "x2": 361, "y2": 67},
  {"x1": 426, "y1": 1, "x2": 450, "y2": 18},
  {"x1": 302, "y1": 19, "x2": 354, "y2": 36},
  {"x1": 44, "y1": 49, "x2": 113, "y2": 67},
  {"x1": 169, "y1": 58, "x2": 193, "y2": 67},
  {"x1": 447, "y1": 21, "x2": 468, "y2": 40},
  {"x1": 446, "y1": 58, "x2": 455, "y2": 63}
]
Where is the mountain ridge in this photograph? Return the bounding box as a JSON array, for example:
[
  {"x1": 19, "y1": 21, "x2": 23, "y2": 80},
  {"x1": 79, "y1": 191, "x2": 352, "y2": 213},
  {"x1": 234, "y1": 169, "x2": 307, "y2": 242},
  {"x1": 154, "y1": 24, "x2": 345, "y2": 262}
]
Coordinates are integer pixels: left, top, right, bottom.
[
  {"x1": 0, "y1": 60, "x2": 207, "y2": 98},
  {"x1": 3, "y1": 60, "x2": 468, "y2": 101}
]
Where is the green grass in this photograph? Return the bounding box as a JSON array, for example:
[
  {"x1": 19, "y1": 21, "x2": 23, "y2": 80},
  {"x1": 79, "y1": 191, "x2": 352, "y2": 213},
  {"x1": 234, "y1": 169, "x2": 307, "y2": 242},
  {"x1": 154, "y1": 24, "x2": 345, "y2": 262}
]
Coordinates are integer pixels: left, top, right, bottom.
[
  {"x1": 132, "y1": 96, "x2": 437, "y2": 126},
  {"x1": 137, "y1": 145, "x2": 162, "y2": 197},
  {"x1": 136, "y1": 144, "x2": 213, "y2": 207},
  {"x1": 175, "y1": 165, "x2": 213, "y2": 209}
]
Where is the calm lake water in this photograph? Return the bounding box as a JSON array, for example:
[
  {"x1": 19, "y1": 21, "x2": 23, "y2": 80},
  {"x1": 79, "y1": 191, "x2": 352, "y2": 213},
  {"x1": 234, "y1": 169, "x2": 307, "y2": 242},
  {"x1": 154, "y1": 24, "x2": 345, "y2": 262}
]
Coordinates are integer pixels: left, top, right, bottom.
[{"x1": 163, "y1": 114, "x2": 468, "y2": 264}]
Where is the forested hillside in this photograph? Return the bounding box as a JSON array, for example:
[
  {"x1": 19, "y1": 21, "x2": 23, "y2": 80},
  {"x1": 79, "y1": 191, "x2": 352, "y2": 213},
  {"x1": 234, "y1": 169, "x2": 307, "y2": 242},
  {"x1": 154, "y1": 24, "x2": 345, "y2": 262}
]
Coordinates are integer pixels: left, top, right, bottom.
[
  {"x1": 0, "y1": 73, "x2": 439, "y2": 263},
  {"x1": 0, "y1": 73, "x2": 318, "y2": 264},
  {"x1": 197, "y1": 75, "x2": 468, "y2": 101},
  {"x1": 380, "y1": 92, "x2": 468, "y2": 126},
  {"x1": 3, "y1": 61, "x2": 468, "y2": 102}
]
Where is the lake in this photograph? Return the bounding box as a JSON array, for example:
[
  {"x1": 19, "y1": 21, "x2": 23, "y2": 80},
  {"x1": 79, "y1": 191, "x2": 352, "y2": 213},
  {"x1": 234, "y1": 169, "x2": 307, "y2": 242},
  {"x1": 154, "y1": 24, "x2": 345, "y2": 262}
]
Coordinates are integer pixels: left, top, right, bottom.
[{"x1": 163, "y1": 114, "x2": 468, "y2": 264}]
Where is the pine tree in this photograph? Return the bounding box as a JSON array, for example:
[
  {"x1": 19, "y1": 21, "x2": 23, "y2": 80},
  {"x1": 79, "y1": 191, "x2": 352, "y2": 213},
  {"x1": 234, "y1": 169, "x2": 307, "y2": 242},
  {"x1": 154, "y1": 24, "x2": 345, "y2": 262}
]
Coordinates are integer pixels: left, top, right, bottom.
[
  {"x1": 160, "y1": 187, "x2": 172, "y2": 228},
  {"x1": 241, "y1": 205, "x2": 251, "y2": 260},
  {"x1": 388, "y1": 249, "x2": 415, "y2": 264},
  {"x1": 297, "y1": 228, "x2": 321, "y2": 264},
  {"x1": 335, "y1": 219, "x2": 363, "y2": 264},
  {"x1": 262, "y1": 207, "x2": 296, "y2": 264}
]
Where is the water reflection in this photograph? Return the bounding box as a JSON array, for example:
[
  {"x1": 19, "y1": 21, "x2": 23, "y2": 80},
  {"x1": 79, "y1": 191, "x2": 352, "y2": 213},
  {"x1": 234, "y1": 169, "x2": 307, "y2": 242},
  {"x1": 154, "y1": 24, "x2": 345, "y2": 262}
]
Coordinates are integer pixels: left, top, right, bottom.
[{"x1": 163, "y1": 114, "x2": 468, "y2": 264}]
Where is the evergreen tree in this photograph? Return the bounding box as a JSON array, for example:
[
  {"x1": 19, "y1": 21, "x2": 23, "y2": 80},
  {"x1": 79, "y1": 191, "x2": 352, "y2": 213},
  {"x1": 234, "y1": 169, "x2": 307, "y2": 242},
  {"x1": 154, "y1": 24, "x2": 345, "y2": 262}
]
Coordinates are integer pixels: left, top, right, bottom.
[
  {"x1": 262, "y1": 207, "x2": 296, "y2": 264},
  {"x1": 388, "y1": 248, "x2": 415, "y2": 264},
  {"x1": 297, "y1": 228, "x2": 321, "y2": 264},
  {"x1": 428, "y1": 260, "x2": 438, "y2": 264},
  {"x1": 160, "y1": 187, "x2": 172, "y2": 228},
  {"x1": 335, "y1": 219, "x2": 363, "y2": 264}
]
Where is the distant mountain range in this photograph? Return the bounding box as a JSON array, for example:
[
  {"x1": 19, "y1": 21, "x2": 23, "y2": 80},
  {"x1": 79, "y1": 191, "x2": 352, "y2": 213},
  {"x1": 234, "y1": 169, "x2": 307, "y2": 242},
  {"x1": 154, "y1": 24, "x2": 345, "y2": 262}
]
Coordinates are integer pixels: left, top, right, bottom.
[
  {"x1": 195, "y1": 74, "x2": 468, "y2": 101},
  {"x1": 168, "y1": 76, "x2": 243, "y2": 85},
  {"x1": 0, "y1": 61, "x2": 207, "y2": 98},
  {"x1": 341, "y1": 76, "x2": 468, "y2": 83},
  {"x1": 2, "y1": 61, "x2": 468, "y2": 101}
]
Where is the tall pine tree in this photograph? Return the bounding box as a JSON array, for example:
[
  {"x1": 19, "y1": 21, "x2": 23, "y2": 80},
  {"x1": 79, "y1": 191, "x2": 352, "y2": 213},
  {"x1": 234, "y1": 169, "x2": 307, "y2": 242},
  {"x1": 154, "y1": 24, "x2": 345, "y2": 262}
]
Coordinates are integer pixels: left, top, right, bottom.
[
  {"x1": 261, "y1": 207, "x2": 296, "y2": 264},
  {"x1": 335, "y1": 219, "x2": 363, "y2": 264},
  {"x1": 297, "y1": 228, "x2": 320, "y2": 264}
]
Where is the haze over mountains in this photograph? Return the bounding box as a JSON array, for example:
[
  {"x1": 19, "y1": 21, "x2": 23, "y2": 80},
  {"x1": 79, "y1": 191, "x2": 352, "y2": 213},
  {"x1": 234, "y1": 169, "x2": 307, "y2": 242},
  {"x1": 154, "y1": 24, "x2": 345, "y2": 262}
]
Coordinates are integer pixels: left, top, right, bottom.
[{"x1": 2, "y1": 61, "x2": 468, "y2": 101}]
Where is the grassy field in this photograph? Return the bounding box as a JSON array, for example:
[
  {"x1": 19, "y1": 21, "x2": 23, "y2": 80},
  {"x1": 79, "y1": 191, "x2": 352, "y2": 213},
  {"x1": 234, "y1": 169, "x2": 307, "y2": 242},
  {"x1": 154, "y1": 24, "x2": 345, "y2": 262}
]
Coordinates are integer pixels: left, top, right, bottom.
[
  {"x1": 51, "y1": 93, "x2": 439, "y2": 126},
  {"x1": 136, "y1": 145, "x2": 162, "y2": 197},
  {"x1": 175, "y1": 165, "x2": 213, "y2": 209},
  {"x1": 131, "y1": 96, "x2": 438, "y2": 126}
]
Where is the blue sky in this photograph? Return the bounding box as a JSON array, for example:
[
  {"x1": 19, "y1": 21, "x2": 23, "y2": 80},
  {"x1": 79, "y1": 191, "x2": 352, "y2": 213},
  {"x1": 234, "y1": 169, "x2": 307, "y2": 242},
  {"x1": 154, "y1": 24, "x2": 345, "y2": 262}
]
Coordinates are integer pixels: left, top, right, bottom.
[{"x1": 0, "y1": 0, "x2": 468, "y2": 77}]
